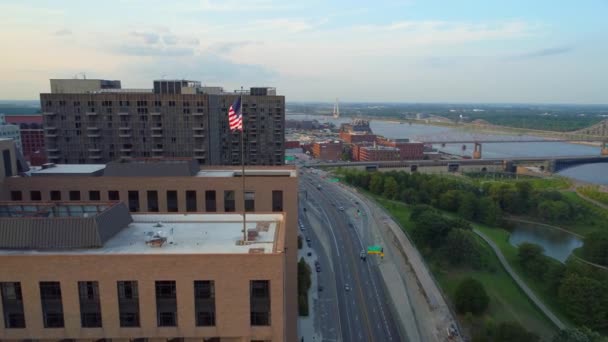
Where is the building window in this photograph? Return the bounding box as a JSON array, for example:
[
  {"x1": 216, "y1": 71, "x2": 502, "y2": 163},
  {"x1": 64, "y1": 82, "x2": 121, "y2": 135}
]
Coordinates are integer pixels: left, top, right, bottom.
[
  {"x1": 272, "y1": 190, "x2": 283, "y2": 212},
  {"x1": 3, "y1": 149, "x2": 13, "y2": 177},
  {"x1": 50, "y1": 190, "x2": 61, "y2": 201},
  {"x1": 39, "y1": 282, "x2": 64, "y2": 328},
  {"x1": 128, "y1": 191, "x2": 140, "y2": 212},
  {"x1": 89, "y1": 191, "x2": 101, "y2": 201},
  {"x1": 117, "y1": 281, "x2": 140, "y2": 327},
  {"x1": 69, "y1": 191, "x2": 81, "y2": 201},
  {"x1": 186, "y1": 190, "x2": 197, "y2": 212},
  {"x1": 205, "y1": 191, "x2": 216, "y2": 212},
  {"x1": 30, "y1": 191, "x2": 42, "y2": 201},
  {"x1": 224, "y1": 190, "x2": 235, "y2": 212},
  {"x1": 194, "y1": 281, "x2": 215, "y2": 326},
  {"x1": 1, "y1": 282, "x2": 25, "y2": 328},
  {"x1": 147, "y1": 191, "x2": 159, "y2": 212},
  {"x1": 167, "y1": 191, "x2": 178, "y2": 212},
  {"x1": 155, "y1": 281, "x2": 177, "y2": 327},
  {"x1": 78, "y1": 281, "x2": 102, "y2": 328},
  {"x1": 10, "y1": 191, "x2": 22, "y2": 201},
  {"x1": 250, "y1": 280, "x2": 270, "y2": 326},
  {"x1": 108, "y1": 190, "x2": 120, "y2": 201},
  {"x1": 245, "y1": 191, "x2": 255, "y2": 212}
]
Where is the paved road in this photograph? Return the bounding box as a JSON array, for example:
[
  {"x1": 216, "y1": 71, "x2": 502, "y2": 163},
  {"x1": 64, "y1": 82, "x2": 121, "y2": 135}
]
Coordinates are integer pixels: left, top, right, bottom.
[
  {"x1": 300, "y1": 172, "x2": 402, "y2": 342},
  {"x1": 473, "y1": 229, "x2": 566, "y2": 330}
]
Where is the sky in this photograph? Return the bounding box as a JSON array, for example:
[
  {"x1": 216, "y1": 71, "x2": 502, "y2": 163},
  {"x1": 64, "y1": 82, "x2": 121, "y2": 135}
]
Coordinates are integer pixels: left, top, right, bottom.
[{"x1": 0, "y1": 0, "x2": 607, "y2": 103}]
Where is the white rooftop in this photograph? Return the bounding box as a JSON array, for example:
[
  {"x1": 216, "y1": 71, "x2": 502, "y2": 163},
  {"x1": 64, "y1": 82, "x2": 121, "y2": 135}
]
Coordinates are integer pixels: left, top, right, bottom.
[
  {"x1": 196, "y1": 169, "x2": 297, "y2": 177},
  {"x1": 32, "y1": 164, "x2": 106, "y2": 174},
  {"x1": 0, "y1": 213, "x2": 283, "y2": 255}
]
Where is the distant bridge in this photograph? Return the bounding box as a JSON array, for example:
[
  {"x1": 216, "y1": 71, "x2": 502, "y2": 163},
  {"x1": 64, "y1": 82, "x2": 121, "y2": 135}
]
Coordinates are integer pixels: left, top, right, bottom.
[
  {"x1": 407, "y1": 135, "x2": 608, "y2": 159},
  {"x1": 308, "y1": 155, "x2": 608, "y2": 174}
]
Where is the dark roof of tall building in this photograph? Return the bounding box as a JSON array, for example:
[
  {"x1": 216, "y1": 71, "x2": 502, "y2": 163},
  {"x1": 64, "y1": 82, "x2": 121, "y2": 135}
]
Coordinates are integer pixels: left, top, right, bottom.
[
  {"x1": 103, "y1": 158, "x2": 200, "y2": 177},
  {"x1": 0, "y1": 202, "x2": 132, "y2": 249}
]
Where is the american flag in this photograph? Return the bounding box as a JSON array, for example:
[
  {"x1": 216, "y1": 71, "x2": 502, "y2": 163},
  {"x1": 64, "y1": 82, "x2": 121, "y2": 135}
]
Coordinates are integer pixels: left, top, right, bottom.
[{"x1": 228, "y1": 97, "x2": 243, "y2": 131}]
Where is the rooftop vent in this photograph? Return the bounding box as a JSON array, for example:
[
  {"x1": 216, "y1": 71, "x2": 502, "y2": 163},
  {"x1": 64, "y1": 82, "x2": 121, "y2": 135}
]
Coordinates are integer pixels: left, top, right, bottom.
[{"x1": 145, "y1": 230, "x2": 167, "y2": 247}]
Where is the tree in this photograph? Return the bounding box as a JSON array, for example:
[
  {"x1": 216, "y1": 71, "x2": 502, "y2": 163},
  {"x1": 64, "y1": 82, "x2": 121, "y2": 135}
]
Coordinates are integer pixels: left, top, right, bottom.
[
  {"x1": 552, "y1": 327, "x2": 608, "y2": 342},
  {"x1": 438, "y1": 190, "x2": 461, "y2": 212},
  {"x1": 493, "y1": 321, "x2": 539, "y2": 342},
  {"x1": 458, "y1": 192, "x2": 478, "y2": 221},
  {"x1": 454, "y1": 277, "x2": 489, "y2": 315},
  {"x1": 382, "y1": 176, "x2": 399, "y2": 200},
  {"x1": 411, "y1": 211, "x2": 452, "y2": 249},
  {"x1": 581, "y1": 231, "x2": 608, "y2": 267},
  {"x1": 515, "y1": 181, "x2": 533, "y2": 211},
  {"x1": 558, "y1": 273, "x2": 608, "y2": 328},
  {"x1": 399, "y1": 188, "x2": 418, "y2": 204},
  {"x1": 517, "y1": 243, "x2": 548, "y2": 278},
  {"x1": 537, "y1": 200, "x2": 571, "y2": 222},
  {"x1": 478, "y1": 197, "x2": 501, "y2": 225},
  {"x1": 369, "y1": 174, "x2": 384, "y2": 194},
  {"x1": 441, "y1": 229, "x2": 480, "y2": 267},
  {"x1": 409, "y1": 204, "x2": 435, "y2": 222}
]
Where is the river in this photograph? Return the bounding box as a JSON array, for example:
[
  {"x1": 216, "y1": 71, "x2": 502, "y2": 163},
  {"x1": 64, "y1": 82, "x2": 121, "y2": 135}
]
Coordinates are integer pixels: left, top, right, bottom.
[
  {"x1": 508, "y1": 222, "x2": 583, "y2": 263},
  {"x1": 288, "y1": 114, "x2": 608, "y2": 185}
]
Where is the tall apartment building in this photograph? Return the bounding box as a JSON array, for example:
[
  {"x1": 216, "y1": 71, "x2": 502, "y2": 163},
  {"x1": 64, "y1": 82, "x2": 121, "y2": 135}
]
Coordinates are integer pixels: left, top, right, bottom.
[
  {"x1": 0, "y1": 150, "x2": 298, "y2": 341},
  {"x1": 0, "y1": 115, "x2": 22, "y2": 152},
  {"x1": 41, "y1": 79, "x2": 285, "y2": 166},
  {"x1": 4, "y1": 114, "x2": 46, "y2": 166}
]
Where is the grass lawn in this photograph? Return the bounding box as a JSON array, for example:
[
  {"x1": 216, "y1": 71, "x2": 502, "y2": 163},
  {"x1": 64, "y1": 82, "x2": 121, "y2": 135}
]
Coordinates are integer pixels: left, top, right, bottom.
[
  {"x1": 560, "y1": 191, "x2": 608, "y2": 236},
  {"x1": 375, "y1": 197, "x2": 558, "y2": 340},
  {"x1": 578, "y1": 186, "x2": 608, "y2": 206},
  {"x1": 473, "y1": 224, "x2": 574, "y2": 327}
]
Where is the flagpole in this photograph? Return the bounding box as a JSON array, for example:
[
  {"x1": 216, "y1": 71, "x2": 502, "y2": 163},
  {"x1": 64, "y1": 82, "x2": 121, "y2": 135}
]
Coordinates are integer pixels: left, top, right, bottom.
[{"x1": 241, "y1": 86, "x2": 247, "y2": 243}]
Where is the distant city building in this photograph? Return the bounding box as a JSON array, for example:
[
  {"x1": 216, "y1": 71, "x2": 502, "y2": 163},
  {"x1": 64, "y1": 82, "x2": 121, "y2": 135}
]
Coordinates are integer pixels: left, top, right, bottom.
[
  {"x1": 41, "y1": 78, "x2": 285, "y2": 165},
  {"x1": 352, "y1": 143, "x2": 401, "y2": 161},
  {"x1": 311, "y1": 140, "x2": 343, "y2": 161},
  {"x1": 285, "y1": 140, "x2": 301, "y2": 149},
  {"x1": 0, "y1": 115, "x2": 22, "y2": 152},
  {"x1": 0, "y1": 151, "x2": 298, "y2": 341},
  {"x1": 340, "y1": 119, "x2": 372, "y2": 133},
  {"x1": 375, "y1": 136, "x2": 424, "y2": 160},
  {"x1": 339, "y1": 131, "x2": 377, "y2": 144},
  {"x1": 4, "y1": 114, "x2": 46, "y2": 166}
]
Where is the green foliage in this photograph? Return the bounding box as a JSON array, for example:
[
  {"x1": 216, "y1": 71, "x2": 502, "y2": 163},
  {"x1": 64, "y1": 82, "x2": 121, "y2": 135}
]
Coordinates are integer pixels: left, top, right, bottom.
[
  {"x1": 537, "y1": 200, "x2": 572, "y2": 222},
  {"x1": 478, "y1": 197, "x2": 502, "y2": 225},
  {"x1": 579, "y1": 186, "x2": 608, "y2": 206},
  {"x1": 369, "y1": 173, "x2": 384, "y2": 195},
  {"x1": 552, "y1": 327, "x2": 608, "y2": 342},
  {"x1": 382, "y1": 176, "x2": 399, "y2": 199},
  {"x1": 558, "y1": 273, "x2": 608, "y2": 328},
  {"x1": 441, "y1": 229, "x2": 481, "y2": 267},
  {"x1": 409, "y1": 204, "x2": 436, "y2": 222},
  {"x1": 493, "y1": 321, "x2": 540, "y2": 342},
  {"x1": 517, "y1": 243, "x2": 548, "y2": 279},
  {"x1": 411, "y1": 211, "x2": 453, "y2": 249},
  {"x1": 458, "y1": 191, "x2": 479, "y2": 220},
  {"x1": 454, "y1": 277, "x2": 490, "y2": 315},
  {"x1": 297, "y1": 258, "x2": 312, "y2": 316},
  {"x1": 581, "y1": 231, "x2": 608, "y2": 266}
]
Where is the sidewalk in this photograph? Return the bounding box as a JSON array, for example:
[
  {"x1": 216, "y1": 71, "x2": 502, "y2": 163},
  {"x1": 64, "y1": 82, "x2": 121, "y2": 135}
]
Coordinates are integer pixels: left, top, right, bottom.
[{"x1": 297, "y1": 243, "x2": 322, "y2": 342}]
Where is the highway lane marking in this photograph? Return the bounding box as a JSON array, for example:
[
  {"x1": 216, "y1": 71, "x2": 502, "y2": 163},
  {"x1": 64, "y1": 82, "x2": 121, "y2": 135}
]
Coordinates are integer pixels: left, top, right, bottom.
[{"x1": 329, "y1": 179, "x2": 396, "y2": 341}]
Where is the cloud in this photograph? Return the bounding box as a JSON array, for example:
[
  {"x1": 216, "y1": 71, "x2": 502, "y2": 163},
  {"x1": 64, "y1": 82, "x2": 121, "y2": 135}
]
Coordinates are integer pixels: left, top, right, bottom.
[
  {"x1": 131, "y1": 31, "x2": 160, "y2": 44},
  {"x1": 184, "y1": 0, "x2": 296, "y2": 12},
  {"x1": 210, "y1": 40, "x2": 262, "y2": 54},
  {"x1": 517, "y1": 46, "x2": 572, "y2": 58},
  {"x1": 162, "y1": 34, "x2": 178, "y2": 45},
  {"x1": 113, "y1": 45, "x2": 194, "y2": 56},
  {"x1": 53, "y1": 28, "x2": 72, "y2": 36},
  {"x1": 253, "y1": 18, "x2": 328, "y2": 33},
  {"x1": 120, "y1": 53, "x2": 278, "y2": 87}
]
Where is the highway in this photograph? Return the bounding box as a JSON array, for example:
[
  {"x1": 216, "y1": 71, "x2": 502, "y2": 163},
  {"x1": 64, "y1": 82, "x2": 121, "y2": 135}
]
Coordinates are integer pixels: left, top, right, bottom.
[{"x1": 299, "y1": 169, "x2": 402, "y2": 342}]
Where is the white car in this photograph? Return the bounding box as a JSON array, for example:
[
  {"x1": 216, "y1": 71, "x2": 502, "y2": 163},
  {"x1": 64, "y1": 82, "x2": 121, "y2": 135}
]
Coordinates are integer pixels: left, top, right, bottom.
[
  {"x1": 344, "y1": 284, "x2": 351, "y2": 292},
  {"x1": 338, "y1": 207, "x2": 345, "y2": 211}
]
